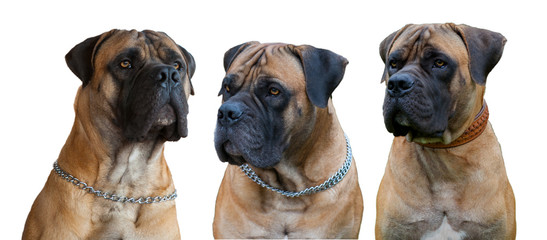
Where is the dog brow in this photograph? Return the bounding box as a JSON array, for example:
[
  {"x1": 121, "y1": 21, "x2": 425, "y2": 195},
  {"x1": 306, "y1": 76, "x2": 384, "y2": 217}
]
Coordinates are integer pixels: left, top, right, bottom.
[
  {"x1": 117, "y1": 48, "x2": 142, "y2": 59},
  {"x1": 162, "y1": 48, "x2": 182, "y2": 62},
  {"x1": 389, "y1": 49, "x2": 405, "y2": 61}
]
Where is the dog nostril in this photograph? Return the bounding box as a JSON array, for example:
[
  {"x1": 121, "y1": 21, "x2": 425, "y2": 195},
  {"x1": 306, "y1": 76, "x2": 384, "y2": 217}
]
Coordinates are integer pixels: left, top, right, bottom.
[
  {"x1": 171, "y1": 71, "x2": 180, "y2": 83},
  {"x1": 399, "y1": 79, "x2": 414, "y2": 90},
  {"x1": 218, "y1": 103, "x2": 243, "y2": 125},
  {"x1": 156, "y1": 70, "x2": 168, "y2": 82},
  {"x1": 228, "y1": 110, "x2": 241, "y2": 120},
  {"x1": 387, "y1": 81, "x2": 395, "y2": 90},
  {"x1": 387, "y1": 76, "x2": 414, "y2": 94}
]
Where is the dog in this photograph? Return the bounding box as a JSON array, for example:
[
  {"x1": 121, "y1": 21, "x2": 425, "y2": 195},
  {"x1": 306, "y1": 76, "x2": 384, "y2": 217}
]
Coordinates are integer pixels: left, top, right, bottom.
[
  {"x1": 376, "y1": 23, "x2": 516, "y2": 239},
  {"x1": 22, "y1": 29, "x2": 195, "y2": 239},
  {"x1": 212, "y1": 42, "x2": 363, "y2": 239}
]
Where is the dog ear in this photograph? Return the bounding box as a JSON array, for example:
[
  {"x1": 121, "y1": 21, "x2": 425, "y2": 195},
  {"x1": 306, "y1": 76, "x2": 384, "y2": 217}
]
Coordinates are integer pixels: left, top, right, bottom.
[
  {"x1": 178, "y1": 45, "x2": 196, "y2": 95},
  {"x1": 379, "y1": 24, "x2": 412, "y2": 83},
  {"x1": 452, "y1": 24, "x2": 506, "y2": 85},
  {"x1": 65, "y1": 30, "x2": 115, "y2": 87},
  {"x1": 291, "y1": 45, "x2": 348, "y2": 108},
  {"x1": 223, "y1": 41, "x2": 258, "y2": 72}
]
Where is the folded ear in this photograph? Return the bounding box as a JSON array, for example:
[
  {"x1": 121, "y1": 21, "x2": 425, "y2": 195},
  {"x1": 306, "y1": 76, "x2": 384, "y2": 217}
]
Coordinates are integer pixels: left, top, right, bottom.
[
  {"x1": 65, "y1": 30, "x2": 115, "y2": 87},
  {"x1": 379, "y1": 24, "x2": 412, "y2": 83},
  {"x1": 178, "y1": 45, "x2": 196, "y2": 95},
  {"x1": 452, "y1": 24, "x2": 506, "y2": 85},
  {"x1": 223, "y1": 41, "x2": 259, "y2": 72},
  {"x1": 291, "y1": 45, "x2": 348, "y2": 108}
]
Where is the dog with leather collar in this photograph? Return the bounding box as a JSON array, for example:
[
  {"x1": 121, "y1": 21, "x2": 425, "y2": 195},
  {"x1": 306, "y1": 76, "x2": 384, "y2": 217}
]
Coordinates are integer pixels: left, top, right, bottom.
[{"x1": 376, "y1": 23, "x2": 516, "y2": 239}]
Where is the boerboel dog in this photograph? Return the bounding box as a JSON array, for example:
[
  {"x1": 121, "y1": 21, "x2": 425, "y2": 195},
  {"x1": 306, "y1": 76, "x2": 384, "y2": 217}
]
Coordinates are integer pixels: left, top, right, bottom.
[
  {"x1": 376, "y1": 23, "x2": 516, "y2": 239},
  {"x1": 23, "y1": 29, "x2": 195, "y2": 239},
  {"x1": 213, "y1": 42, "x2": 363, "y2": 239}
]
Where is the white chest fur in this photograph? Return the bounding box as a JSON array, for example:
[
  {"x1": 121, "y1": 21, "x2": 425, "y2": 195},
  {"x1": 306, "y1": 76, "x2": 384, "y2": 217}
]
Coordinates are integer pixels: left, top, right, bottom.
[{"x1": 421, "y1": 216, "x2": 466, "y2": 240}]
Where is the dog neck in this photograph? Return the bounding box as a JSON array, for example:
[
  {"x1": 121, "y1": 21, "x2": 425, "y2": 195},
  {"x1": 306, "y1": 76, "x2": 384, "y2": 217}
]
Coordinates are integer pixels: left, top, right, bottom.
[
  {"x1": 418, "y1": 102, "x2": 489, "y2": 149},
  {"x1": 56, "y1": 94, "x2": 174, "y2": 198}
]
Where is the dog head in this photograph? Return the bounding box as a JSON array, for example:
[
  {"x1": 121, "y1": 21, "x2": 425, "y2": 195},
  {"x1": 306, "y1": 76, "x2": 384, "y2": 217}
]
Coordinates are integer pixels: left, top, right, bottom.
[
  {"x1": 214, "y1": 42, "x2": 347, "y2": 168},
  {"x1": 66, "y1": 29, "x2": 195, "y2": 144},
  {"x1": 379, "y1": 23, "x2": 505, "y2": 144}
]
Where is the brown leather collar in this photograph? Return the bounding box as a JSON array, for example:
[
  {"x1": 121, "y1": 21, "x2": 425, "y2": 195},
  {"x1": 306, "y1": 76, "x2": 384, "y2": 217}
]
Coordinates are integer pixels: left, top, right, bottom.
[{"x1": 418, "y1": 101, "x2": 489, "y2": 149}]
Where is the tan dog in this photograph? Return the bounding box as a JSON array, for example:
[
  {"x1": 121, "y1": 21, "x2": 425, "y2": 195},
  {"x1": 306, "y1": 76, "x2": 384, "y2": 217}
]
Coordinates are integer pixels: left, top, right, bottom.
[
  {"x1": 376, "y1": 23, "x2": 516, "y2": 239},
  {"x1": 22, "y1": 29, "x2": 195, "y2": 239},
  {"x1": 212, "y1": 42, "x2": 363, "y2": 239}
]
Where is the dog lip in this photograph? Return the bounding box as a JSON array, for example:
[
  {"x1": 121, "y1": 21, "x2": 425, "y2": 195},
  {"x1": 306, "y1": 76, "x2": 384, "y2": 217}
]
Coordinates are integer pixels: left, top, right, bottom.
[
  {"x1": 223, "y1": 141, "x2": 242, "y2": 156},
  {"x1": 152, "y1": 104, "x2": 178, "y2": 129},
  {"x1": 217, "y1": 141, "x2": 246, "y2": 165},
  {"x1": 155, "y1": 104, "x2": 177, "y2": 126},
  {"x1": 391, "y1": 122, "x2": 410, "y2": 137},
  {"x1": 394, "y1": 113, "x2": 411, "y2": 127}
]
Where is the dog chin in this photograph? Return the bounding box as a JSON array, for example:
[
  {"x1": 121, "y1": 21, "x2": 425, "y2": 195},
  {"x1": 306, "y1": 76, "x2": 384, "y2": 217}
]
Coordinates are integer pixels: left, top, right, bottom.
[
  {"x1": 388, "y1": 114, "x2": 447, "y2": 144},
  {"x1": 218, "y1": 142, "x2": 246, "y2": 166},
  {"x1": 155, "y1": 105, "x2": 177, "y2": 126},
  {"x1": 142, "y1": 105, "x2": 188, "y2": 142},
  {"x1": 405, "y1": 129, "x2": 448, "y2": 144}
]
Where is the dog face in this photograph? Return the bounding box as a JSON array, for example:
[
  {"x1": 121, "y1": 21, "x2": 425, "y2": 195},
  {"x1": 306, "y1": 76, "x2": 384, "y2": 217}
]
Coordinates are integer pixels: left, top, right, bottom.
[
  {"x1": 66, "y1": 29, "x2": 195, "y2": 143},
  {"x1": 214, "y1": 42, "x2": 347, "y2": 168},
  {"x1": 379, "y1": 23, "x2": 505, "y2": 144}
]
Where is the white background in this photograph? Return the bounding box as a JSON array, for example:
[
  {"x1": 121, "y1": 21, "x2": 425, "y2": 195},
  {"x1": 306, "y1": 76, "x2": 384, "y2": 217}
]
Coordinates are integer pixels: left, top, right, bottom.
[{"x1": 1, "y1": 0, "x2": 545, "y2": 239}]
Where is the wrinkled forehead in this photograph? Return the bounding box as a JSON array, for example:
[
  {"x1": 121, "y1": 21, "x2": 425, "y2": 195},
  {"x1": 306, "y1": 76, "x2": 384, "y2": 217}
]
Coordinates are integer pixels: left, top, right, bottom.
[
  {"x1": 94, "y1": 30, "x2": 182, "y2": 65},
  {"x1": 227, "y1": 43, "x2": 304, "y2": 86},
  {"x1": 391, "y1": 24, "x2": 467, "y2": 58}
]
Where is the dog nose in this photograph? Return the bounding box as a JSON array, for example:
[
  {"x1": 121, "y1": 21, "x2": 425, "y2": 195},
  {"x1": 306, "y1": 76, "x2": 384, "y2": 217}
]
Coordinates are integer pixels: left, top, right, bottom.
[
  {"x1": 387, "y1": 75, "x2": 414, "y2": 97},
  {"x1": 218, "y1": 102, "x2": 243, "y2": 126},
  {"x1": 155, "y1": 67, "x2": 181, "y2": 88}
]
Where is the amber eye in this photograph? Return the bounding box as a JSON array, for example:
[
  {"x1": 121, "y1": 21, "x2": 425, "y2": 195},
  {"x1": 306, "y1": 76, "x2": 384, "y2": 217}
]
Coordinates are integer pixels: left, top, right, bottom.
[
  {"x1": 120, "y1": 60, "x2": 132, "y2": 69},
  {"x1": 389, "y1": 60, "x2": 397, "y2": 68},
  {"x1": 173, "y1": 62, "x2": 181, "y2": 70},
  {"x1": 225, "y1": 84, "x2": 230, "y2": 92},
  {"x1": 269, "y1": 87, "x2": 280, "y2": 95},
  {"x1": 434, "y1": 59, "x2": 446, "y2": 68}
]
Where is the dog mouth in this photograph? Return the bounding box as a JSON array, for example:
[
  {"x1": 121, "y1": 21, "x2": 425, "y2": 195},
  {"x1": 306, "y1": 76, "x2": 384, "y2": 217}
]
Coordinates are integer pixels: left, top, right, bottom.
[
  {"x1": 156, "y1": 102, "x2": 188, "y2": 142},
  {"x1": 384, "y1": 104, "x2": 446, "y2": 143},
  {"x1": 382, "y1": 76, "x2": 452, "y2": 144},
  {"x1": 389, "y1": 112, "x2": 411, "y2": 136},
  {"x1": 125, "y1": 101, "x2": 188, "y2": 142},
  {"x1": 218, "y1": 141, "x2": 246, "y2": 166},
  {"x1": 213, "y1": 99, "x2": 284, "y2": 168},
  {"x1": 388, "y1": 112, "x2": 444, "y2": 137},
  {"x1": 154, "y1": 104, "x2": 177, "y2": 127}
]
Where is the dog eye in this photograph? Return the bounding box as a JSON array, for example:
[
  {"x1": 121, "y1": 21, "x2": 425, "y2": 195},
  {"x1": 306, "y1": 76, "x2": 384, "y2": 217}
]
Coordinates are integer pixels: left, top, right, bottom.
[
  {"x1": 434, "y1": 59, "x2": 446, "y2": 68},
  {"x1": 120, "y1": 60, "x2": 132, "y2": 69},
  {"x1": 269, "y1": 87, "x2": 280, "y2": 96},
  {"x1": 389, "y1": 60, "x2": 397, "y2": 69},
  {"x1": 173, "y1": 62, "x2": 182, "y2": 70}
]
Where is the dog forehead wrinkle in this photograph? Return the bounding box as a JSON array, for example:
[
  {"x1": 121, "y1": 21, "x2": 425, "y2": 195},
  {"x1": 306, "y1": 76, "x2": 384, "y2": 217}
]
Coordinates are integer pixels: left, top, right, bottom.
[
  {"x1": 395, "y1": 26, "x2": 433, "y2": 57},
  {"x1": 152, "y1": 41, "x2": 181, "y2": 63},
  {"x1": 106, "y1": 32, "x2": 153, "y2": 62}
]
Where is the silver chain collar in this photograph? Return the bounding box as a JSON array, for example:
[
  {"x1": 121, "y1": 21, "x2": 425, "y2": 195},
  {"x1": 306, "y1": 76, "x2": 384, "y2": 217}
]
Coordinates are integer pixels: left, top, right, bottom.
[
  {"x1": 52, "y1": 162, "x2": 177, "y2": 204},
  {"x1": 240, "y1": 134, "x2": 353, "y2": 198}
]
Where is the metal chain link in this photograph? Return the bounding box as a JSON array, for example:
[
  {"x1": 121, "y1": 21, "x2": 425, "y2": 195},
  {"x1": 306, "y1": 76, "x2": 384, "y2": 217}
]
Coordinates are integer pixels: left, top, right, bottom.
[
  {"x1": 52, "y1": 162, "x2": 177, "y2": 204},
  {"x1": 240, "y1": 133, "x2": 353, "y2": 198}
]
